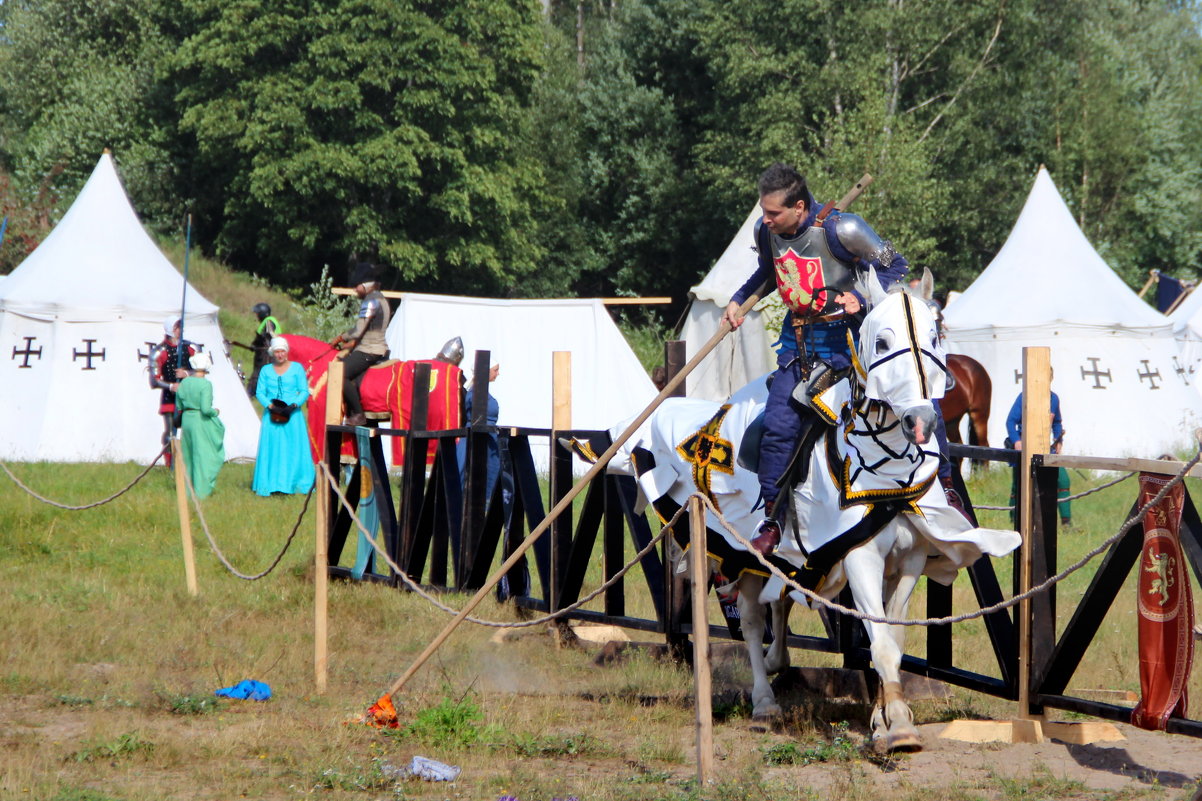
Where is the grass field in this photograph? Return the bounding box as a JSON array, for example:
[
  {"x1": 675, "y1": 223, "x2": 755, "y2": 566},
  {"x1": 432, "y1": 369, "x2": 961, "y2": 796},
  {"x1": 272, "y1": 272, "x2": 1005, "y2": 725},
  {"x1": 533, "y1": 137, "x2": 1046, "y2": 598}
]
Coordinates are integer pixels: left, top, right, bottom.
[{"x1": 1, "y1": 454, "x2": 1200, "y2": 801}]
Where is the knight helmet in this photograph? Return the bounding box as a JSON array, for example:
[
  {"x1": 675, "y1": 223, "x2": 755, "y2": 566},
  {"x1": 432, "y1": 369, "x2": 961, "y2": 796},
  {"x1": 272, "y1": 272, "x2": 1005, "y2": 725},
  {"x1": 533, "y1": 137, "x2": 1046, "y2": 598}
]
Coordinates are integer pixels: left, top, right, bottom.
[{"x1": 434, "y1": 336, "x2": 464, "y2": 366}]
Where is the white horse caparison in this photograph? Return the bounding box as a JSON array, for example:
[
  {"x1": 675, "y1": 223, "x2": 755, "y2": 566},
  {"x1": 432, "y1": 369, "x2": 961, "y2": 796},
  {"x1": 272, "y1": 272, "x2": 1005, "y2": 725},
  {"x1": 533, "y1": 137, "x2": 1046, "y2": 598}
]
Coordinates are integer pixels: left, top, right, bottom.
[
  {"x1": 735, "y1": 277, "x2": 1018, "y2": 752},
  {"x1": 573, "y1": 273, "x2": 1019, "y2": 753}
]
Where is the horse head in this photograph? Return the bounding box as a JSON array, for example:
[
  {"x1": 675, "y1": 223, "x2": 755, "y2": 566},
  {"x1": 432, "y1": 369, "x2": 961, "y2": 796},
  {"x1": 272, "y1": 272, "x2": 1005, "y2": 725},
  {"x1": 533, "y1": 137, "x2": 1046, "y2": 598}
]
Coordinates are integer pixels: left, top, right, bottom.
[{"x1": 855, "y1": 269, "x2": 947, "y2": 446}]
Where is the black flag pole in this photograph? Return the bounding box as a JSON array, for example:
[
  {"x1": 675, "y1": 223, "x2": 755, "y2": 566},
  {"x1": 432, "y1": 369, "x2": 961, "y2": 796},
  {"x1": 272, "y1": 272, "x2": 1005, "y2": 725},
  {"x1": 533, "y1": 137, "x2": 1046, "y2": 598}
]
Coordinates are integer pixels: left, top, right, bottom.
[{"x1": 173, "y1": 214, "x2": 193, "y2": 434}]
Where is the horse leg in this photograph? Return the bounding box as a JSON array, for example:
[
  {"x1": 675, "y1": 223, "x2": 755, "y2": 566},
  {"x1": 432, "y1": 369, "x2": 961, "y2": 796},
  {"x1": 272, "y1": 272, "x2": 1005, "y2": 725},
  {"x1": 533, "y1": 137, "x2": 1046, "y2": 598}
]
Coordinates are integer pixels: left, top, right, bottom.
[
  {"x1": 969, "y1": 408, "x2": 990, "y2": 452},
  {"x1": 875, "y1": 540, "x2": 928, "y2": 751},
  {"x1": 844, "y1": 535, "x2": 923, "y2": 752},
  {"x1": 763, "y1": 594, "x2": 793, "y2": 675},
  {"x1": 736, "y1": 575, "x2": 781, "y2": 722}
]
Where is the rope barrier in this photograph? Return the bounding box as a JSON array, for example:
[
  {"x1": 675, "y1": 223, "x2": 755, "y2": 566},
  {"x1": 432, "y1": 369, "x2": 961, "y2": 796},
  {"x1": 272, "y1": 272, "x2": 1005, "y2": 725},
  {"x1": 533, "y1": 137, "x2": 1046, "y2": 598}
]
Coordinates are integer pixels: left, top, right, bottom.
[
  {"x1": 699, "y1": 443, "x2": 1202, "y2": 627},
  {"x1": 974, "y1": 470, "x2": 1133, "y2": 512},
  {"x1": 182, "y1": 465, "x2": 311, "y2": 581},
  {"x1": 317, "y1": 461, "x2": 673, "y2": 628},
  {"x1": 0, "y1": 445, "x2": 168, "y2": 510},
  {"x1": 315, "y1": 440, "x2": 1196, "y2": 630}
]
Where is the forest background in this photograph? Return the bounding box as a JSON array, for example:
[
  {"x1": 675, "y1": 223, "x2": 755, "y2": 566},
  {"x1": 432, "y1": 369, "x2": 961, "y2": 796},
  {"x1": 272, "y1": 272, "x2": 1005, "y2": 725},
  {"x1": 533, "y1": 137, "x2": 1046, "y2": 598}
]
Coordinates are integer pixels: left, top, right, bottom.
[{"x1": 1, "y1": 0, "x2": 1201, "y2": 317}]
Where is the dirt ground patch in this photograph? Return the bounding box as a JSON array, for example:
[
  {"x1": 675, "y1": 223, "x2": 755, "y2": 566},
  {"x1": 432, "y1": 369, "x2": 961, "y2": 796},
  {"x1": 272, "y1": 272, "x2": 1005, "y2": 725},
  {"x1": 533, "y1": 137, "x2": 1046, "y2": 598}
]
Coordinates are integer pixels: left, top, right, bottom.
[{"x1": 5, "y1": 682, "x2": 1201, "y2": 801}]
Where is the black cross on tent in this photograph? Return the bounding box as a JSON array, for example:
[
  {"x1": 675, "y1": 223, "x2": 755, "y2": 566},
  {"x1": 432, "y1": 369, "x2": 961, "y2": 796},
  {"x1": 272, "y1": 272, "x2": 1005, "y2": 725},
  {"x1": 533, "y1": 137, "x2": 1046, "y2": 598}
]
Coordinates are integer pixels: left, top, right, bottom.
[
  {"x1": 1137, "y1": 360, "x2": 1162, "y2": 390},
  {"x1": 11, "y1": 336, "x2": 42, "y2": 368},
  {"x1": 72, "y1": 339, "x2": 106, "y2": 370},
  {"x1": 1080, "y1": 357, "x2": 1112, "y2": 389},
  {"x1": 1172, "y1": 356, "x2": 1192, "y2": 385},
  {"x1": 137, "y1": 341, "x2": 158, "y2": 363}
]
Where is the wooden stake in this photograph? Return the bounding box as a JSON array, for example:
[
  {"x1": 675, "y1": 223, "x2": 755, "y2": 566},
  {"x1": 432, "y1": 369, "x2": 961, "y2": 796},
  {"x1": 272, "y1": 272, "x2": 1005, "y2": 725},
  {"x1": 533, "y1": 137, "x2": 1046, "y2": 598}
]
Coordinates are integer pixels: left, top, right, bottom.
[
  {"x1": 314, "y1": 467, "x2": 329, "y2": 695},
  {"x1": 315, "y1": 358, "x2": 344, "y2": 694},
  {"x1": 327, "y1": 358, "x2": 345, "y2": 428},
  {"x1": 172, "y1": 438, "x2": 198, "y2": 597},
  {"x1": 552, "y1": 351, "x2": 571, "y2": 430},
  {"x1": 1018, "y1": 346, "x2": 1051, "y2": 722},
  {"x1": 689, "y1": 497, "x2": 714, "y2": 786}
]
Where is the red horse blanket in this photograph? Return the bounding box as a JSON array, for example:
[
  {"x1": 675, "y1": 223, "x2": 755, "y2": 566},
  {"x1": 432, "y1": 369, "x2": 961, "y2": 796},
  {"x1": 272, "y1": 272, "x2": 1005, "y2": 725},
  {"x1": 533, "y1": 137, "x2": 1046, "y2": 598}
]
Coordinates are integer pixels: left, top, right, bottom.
[{"x1": 281, "y1": 335, "x2": 462, "y2": 466}]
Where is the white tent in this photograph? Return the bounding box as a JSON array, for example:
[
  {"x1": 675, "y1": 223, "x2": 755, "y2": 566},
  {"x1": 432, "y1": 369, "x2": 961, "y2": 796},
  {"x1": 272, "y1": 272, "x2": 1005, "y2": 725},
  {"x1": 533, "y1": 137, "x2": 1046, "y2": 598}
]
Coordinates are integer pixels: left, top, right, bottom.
[
  {"x1": 384, "y1": 293, "x2": 658, "y2": 471},
  {"x1": 1168, "y1": 284, "x2": 1202, "y2": 387},
  {"x1": 943, "y1": 166, "x2": 1201, "y2": 458},
  {"x1": 0, "y1": 153, "x2": 260, "y2": 463},
  {"x1": 678, "y1": 206, "x2": 779, "y2": 401}
]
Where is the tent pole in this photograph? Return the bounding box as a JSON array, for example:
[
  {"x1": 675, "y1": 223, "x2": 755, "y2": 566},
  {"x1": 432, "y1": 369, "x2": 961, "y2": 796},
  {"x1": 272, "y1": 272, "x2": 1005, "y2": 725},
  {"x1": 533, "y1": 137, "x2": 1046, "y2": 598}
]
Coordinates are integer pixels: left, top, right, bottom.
[
  {"x1": 1137, "y1": 269, "x2": 1158, "y2": 299},
  {"x1": 175, "y1": 214, "x2": 192, "y2": 418}
]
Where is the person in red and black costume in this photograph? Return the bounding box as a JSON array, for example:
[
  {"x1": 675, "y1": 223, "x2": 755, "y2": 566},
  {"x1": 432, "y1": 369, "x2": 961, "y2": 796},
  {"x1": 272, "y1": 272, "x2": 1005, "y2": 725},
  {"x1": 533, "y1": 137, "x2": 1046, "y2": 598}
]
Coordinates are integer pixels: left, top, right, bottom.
[{"x1": 149, "y1": 317, "x2": 196, "y2": 465}]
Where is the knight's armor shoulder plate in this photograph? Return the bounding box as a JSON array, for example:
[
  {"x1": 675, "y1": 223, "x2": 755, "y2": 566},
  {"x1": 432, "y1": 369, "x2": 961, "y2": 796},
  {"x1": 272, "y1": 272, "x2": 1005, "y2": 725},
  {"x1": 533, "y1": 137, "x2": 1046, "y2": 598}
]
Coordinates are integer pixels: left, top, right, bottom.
[
  {"x1": 358, "y1": 297, "x2": 380, "y2": 319},
  {"x1": 833, "y1": 212, "x2": 895, "y2": 266}
]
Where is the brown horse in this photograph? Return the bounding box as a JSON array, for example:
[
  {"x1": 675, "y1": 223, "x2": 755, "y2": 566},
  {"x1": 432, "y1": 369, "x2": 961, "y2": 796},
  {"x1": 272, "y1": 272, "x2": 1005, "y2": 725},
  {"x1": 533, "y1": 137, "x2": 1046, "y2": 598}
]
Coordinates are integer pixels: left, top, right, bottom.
[
  {"x1": 902, "y1": 269, "x2": 992, "y2": 457},
  {"x1": 943, "y1": 353, "x2": 991, "y2": 451}
]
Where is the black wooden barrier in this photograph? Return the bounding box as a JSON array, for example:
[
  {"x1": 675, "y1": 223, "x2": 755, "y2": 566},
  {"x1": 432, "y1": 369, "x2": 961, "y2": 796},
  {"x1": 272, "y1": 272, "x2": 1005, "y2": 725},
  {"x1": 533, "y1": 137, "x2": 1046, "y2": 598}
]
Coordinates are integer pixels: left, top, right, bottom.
[
  {"x1": 1028, "y1": 454, "x2": 1202, "y2": 737},
  {"x1": 315, "y1": 356, "x2": 1200, "y2": 737}
]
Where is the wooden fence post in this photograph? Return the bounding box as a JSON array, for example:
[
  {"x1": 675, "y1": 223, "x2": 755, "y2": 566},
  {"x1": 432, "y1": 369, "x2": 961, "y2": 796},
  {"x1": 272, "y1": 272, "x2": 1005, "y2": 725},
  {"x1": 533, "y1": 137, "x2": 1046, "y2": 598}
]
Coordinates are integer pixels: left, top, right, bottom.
[
  {"x1": 689, "y1": 497, "x2": 714, "y2": 786},
  {"x1": 171, "y1": 437, "x2": 198, "y2": 597},
  {"x1": 551, "y1": 351, "x2": 572, "y2": 613},
  {"x1": 1018, "y1": 346, "x2": 1051, "y2": 724},
  {"x1": 664, "y1": 340, "x2": 686, "y2": 397},
  {"x1": 315, "y1": 358, "x2": 344, "y2": 694}
]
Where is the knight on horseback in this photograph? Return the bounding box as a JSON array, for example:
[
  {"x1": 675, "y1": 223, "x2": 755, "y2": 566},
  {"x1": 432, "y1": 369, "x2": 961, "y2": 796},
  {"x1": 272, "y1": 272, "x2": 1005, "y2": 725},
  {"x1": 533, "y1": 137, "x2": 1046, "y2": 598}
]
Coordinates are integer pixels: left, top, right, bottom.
[{"x1": 722, "y1": 163, "x2": 914, "y2": 553}]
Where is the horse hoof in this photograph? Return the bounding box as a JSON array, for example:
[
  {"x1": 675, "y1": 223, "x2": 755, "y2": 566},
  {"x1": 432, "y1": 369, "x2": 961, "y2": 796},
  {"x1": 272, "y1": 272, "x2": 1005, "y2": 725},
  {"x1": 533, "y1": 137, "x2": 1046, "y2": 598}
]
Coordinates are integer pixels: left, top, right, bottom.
[
  {"x1": 750, "y1": 704, "x2": 782, "y2": 730},
  {"x1": 873, "y1": 729, "x2": 923, "y2": 754}
]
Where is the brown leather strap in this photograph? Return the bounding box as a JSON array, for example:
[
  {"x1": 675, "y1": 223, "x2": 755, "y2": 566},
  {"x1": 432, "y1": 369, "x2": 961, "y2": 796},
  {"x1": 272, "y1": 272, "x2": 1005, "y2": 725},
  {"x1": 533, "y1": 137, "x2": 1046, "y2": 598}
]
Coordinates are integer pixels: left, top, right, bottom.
[
  {"x1": 793, "y1": 310, "x2": 846, "y2": 326},
  {"x1": 814, "y1": 200, "x2": 838, "y2": 224}
]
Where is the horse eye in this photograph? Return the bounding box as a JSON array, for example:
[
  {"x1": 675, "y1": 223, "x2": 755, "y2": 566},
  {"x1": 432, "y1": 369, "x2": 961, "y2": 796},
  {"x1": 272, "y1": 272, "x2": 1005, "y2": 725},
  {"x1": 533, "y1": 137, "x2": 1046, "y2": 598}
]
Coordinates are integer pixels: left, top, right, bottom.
[{"x1": 875, "y1": 335, "x2": 890, "y2": 354}]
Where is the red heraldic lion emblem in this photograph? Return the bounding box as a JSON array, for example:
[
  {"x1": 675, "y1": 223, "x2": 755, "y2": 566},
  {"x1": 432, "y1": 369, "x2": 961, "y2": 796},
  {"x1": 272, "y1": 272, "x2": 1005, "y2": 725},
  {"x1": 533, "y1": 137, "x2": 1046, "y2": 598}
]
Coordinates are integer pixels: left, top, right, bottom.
[
  {"x1": 1130, "y1": 473, "x2": 1194, "y2": 730},
  {"x1": 774, "y1": 248, "x2": 828, "y2": 314}
]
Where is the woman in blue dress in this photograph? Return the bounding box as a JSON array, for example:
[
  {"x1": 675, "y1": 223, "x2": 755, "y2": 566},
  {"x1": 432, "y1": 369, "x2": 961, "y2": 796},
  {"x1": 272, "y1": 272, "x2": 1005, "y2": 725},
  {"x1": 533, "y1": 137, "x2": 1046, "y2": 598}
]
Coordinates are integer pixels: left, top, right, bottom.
[{"x1": 252, "y1": 337, "x2": 315, "y2": 496}]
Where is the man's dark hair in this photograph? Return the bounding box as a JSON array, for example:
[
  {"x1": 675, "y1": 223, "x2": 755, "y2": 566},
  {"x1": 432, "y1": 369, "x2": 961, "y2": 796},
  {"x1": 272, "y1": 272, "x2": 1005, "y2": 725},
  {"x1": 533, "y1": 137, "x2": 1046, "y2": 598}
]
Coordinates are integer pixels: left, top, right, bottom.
[{"x1": 758, "y1": 162, "x2": 808, "y2": 207}]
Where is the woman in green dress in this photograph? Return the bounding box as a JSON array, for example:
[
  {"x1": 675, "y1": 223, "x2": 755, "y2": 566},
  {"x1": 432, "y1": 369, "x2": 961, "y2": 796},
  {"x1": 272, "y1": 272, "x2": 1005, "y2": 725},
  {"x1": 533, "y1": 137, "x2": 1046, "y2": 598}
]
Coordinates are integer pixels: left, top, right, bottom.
[{"x1": 174, "y1": 350, "x2": 226, "y2": 498}]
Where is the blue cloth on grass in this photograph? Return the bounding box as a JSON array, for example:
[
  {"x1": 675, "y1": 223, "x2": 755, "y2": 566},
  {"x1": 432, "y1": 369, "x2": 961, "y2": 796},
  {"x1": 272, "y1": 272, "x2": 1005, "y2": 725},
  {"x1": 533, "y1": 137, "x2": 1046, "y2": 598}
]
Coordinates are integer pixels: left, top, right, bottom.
[{"x1": 215, "y1": 679, "x2": 272, "y2": 700}]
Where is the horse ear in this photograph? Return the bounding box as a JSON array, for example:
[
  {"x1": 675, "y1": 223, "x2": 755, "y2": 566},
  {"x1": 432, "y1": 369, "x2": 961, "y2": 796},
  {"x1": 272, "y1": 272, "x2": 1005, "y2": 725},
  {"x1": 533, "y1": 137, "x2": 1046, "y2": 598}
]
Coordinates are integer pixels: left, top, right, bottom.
[
  {"x1": 919, "y1": 267, "x2": 935, "y2": 301},
  {"x1": 857, "y1": 265, "x2": 891, "y2": 308}
]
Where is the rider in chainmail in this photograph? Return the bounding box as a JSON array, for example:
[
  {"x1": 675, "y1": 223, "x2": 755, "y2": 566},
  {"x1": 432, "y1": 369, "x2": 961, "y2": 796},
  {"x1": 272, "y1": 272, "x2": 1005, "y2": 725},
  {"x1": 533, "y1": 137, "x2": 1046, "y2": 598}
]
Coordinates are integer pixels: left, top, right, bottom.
[{"x1": 332, "y1": 262, "x2": 391, "y2": 427}]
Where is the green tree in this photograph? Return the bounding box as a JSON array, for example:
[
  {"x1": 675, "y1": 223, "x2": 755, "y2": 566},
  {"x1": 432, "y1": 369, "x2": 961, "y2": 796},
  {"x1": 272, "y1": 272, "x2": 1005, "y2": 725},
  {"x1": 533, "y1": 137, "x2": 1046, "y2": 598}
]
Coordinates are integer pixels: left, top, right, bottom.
[
  {"x1": 0, "y1": 0, "x2": 176, "y2": 269},
  {"x1": 164, "y1": 0, "x2": 551, "y2": 290}
]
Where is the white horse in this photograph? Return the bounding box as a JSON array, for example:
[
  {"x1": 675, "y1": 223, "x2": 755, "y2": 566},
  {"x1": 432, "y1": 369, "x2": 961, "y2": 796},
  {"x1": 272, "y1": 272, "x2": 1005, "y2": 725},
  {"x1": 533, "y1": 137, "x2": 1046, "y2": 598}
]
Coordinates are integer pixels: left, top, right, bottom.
[{"x1": 577, "y1": 274, "x2": 1019, "y2": 752}]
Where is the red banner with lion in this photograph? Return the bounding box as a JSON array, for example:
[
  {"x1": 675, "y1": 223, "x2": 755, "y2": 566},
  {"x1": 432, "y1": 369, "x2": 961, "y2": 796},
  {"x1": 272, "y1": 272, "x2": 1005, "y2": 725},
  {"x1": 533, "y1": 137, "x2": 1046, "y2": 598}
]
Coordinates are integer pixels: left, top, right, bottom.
[{"x1": 1130, "y1": 473, "x2": 1195, "y2": 730}]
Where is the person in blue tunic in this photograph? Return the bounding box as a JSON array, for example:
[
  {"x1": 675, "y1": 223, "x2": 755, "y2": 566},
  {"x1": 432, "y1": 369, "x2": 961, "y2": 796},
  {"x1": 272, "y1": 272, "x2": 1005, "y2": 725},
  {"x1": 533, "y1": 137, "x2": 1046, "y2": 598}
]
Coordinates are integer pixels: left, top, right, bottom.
[
  {"x1": 1005, "y1": 387, "x2": 1071, "y2": 527},
  {"x1": 253, "y1": 337, "x2": 315, "y2": 496}
]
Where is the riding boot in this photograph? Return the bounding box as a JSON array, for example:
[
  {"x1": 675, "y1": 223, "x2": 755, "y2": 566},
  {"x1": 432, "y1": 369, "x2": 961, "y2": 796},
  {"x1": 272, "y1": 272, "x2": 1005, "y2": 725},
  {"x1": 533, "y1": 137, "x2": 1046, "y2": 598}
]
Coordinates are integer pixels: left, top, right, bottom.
[{"x1": 750, "y1": 501, "x2": 781, "y2": 554}]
